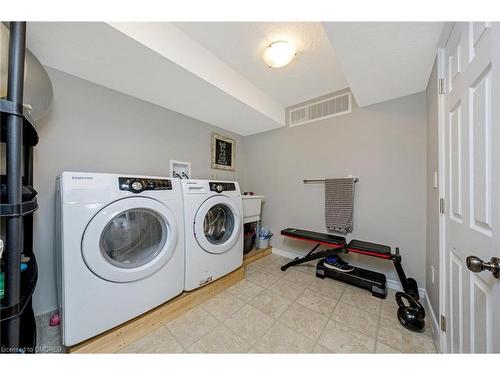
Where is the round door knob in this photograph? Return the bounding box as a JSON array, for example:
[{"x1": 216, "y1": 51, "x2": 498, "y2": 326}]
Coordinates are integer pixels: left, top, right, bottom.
[
  {"x1": 466, "y1": 255, "x2": 500, "y2": 278},
  {"x1": 216, "y1": 184, "x2": 223, "y2": 193},
  {"x1": 131, "y1": 181, "x2": 143, "y2": 191},
  {"x1": 466, "y1": 256, "x2": 484, "y2": 273}
]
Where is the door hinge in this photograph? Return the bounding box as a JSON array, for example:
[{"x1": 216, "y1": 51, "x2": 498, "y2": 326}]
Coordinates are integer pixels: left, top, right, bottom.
[
  {"x1": 440, "y1": 315, "x2": 447, "y2": 332},
  {"x1": 440, "y1": 198, "x2": 445, "y2": 214},
  {"x1": 438, "y1": 78, "x2": 446, "y2": 95}
]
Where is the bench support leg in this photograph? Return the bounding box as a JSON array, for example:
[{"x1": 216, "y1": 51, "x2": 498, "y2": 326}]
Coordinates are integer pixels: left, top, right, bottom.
[
  {"x1": 280, "y1": 244, "x2": 343, "y2": 271},
  {"x1": 392, "y1": 255, "x2": 419, "y2": 300}
]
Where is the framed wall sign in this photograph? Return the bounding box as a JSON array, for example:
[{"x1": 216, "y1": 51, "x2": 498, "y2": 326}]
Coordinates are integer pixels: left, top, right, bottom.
[{"x1": 211, "y1": 133, "x2": 235, "y2": 171}]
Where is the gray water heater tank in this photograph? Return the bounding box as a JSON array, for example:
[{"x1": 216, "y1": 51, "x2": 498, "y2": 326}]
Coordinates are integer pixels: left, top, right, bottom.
[{"x1": 1, "y1": 22, "x2": 53, "y2": 121}]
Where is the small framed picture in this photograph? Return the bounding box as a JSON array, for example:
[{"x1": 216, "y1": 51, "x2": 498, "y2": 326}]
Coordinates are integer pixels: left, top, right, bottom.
[{"x1": 211, "y1": 133, "x2": 235, "y2": 171}]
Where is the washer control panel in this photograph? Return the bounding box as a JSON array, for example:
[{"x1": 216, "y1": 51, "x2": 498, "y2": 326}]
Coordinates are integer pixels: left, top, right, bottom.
[
  {"x1": 209, "y1": 182, "x2": 236, "y2": 193},
  {"x1": 119, "y1": 177, "x2": 172, "y2": 193}
]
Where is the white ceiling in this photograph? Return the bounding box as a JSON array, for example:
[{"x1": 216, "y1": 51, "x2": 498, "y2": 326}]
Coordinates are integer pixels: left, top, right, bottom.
[
  {"x1": 323, "y1": 22, "x2": 445, "y2": 107},
  {"x1": 27, "y1": 22, "x2": 285, "y2": 136},
  {"x1": 174, "y1": 22, "x2": 349, "y2": 107},
  {"x1": 26, "y1": 22, "x2": 446, "y2": 136}
]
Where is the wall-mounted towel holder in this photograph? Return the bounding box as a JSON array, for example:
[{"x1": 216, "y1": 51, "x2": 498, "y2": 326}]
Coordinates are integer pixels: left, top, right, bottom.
[{"x1": 303, "y1": 176, "x2": 359, "y2": 184}]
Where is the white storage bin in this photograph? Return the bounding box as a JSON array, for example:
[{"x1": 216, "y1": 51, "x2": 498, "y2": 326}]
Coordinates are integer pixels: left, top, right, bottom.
[{"x1": 258, "y1": 237, "x2": 270, "y2": 249}]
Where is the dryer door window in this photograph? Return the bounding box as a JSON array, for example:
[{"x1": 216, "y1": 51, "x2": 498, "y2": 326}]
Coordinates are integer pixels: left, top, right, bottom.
[
  {"x1": 82, "y1": 197, "x2": 179, "y2": 282},
  {"x1": 194, "y1": 195, "x2": 242, "y2": 254},
  {"x1": 203, "y1": 203, "x2": 235, "y2": 245},
  {"x1": 100, "y1": 208, "x2": 167, "y2": 269}
]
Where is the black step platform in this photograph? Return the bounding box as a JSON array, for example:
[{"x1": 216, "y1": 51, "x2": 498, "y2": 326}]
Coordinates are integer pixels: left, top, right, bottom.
[{"x1": 316, "y1": 260, "x2": 387, "y2": 299}]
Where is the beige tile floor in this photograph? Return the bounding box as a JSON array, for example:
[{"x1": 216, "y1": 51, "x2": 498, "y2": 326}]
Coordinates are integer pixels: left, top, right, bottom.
[{"x1": 119, "y1": 254, "x2": 438, "y2": 354}]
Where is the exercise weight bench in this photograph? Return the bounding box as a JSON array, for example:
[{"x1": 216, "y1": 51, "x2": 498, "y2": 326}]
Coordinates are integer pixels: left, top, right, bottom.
[{"x1": 280, "y1": 228, "x2": 420, "y2": 300}]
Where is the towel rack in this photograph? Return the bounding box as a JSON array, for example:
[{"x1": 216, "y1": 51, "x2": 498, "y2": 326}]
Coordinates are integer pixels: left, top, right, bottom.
[{"x1": 303, "y1": 177, "x2": 359, "y2": 184}]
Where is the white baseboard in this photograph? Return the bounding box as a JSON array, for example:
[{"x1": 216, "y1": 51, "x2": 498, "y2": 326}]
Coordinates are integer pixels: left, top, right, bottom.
[
  {"x1": 272, "y1": 247, "x2": 303, "y2": 260},
  {"x1": 423, "y1": 291, "x2": 441, "y2": 352},
  {"x1": 272, "y1": 247, "x2": 441, "y2": 352},
  {"x1": 385, "y1": 279, "x2": 426, "y2": 300}
]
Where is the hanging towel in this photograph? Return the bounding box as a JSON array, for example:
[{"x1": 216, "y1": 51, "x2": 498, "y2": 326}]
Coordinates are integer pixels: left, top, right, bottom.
[{"x1": 325, "y1": 178, "x2": 355, "y2": 233}]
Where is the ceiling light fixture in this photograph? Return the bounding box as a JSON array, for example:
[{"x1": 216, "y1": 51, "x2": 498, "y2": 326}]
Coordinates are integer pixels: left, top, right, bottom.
[{"x1": 264, "y1": 41, "x2": 296, "y2": 68}]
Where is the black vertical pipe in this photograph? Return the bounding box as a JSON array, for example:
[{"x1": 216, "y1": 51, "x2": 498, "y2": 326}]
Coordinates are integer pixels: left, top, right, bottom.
[
  {"x1": 24, "y1": 146, "x2": 33, "y2": 185},
  {"x1": 4, "y1": 21, "x2": 27, "y2": 351},
  {"x1": 23, "y1": 147, "x2": 33, "y2": 256}
]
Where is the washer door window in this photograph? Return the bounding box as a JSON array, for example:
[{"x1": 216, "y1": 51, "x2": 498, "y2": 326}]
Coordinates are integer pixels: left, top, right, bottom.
[
  {"x1": 100, "y1": 209, "x2": 167, "y2": 269},
  {"x1": 82, "y1": 197, "x2": 178, "y2": 282},
  {"x1": 194, "y1": 195, "x2": 241, "y2": 254}
]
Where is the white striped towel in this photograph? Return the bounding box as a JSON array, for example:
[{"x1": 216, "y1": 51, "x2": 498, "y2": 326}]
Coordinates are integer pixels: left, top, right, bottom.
[{"x1": 325, "y1": 178, "x2": 355, "y2": 233}]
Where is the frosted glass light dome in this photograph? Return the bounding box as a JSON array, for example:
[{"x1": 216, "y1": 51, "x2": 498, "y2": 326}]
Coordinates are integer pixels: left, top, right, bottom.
[{"x1": 263, "y1": 41, "x2": 296, "y2": 68}]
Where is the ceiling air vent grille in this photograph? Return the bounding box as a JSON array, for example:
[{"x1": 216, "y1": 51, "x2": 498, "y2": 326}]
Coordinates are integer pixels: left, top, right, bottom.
[{"x1": 288, "y1": 91, "x2": 352, "y2": 127}]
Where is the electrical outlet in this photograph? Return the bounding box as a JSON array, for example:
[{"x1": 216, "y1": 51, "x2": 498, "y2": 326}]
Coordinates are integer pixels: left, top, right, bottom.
[{"x1": 431, "y1": 265, "x2": 435, "y2": 284}]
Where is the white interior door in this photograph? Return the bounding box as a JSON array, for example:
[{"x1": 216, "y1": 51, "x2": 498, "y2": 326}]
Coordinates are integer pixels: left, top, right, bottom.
[{"x1": 442, "y1": 22, "x2": 500, "y2": 353}]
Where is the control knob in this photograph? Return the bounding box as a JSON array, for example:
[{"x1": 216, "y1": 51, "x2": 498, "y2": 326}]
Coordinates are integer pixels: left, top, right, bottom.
[
  {"x1": 215, "y1": 184, "x2": 224, "y2": 193},
  {"x1": 131, "y1": 181, "x2": 143, "y2": 192}
]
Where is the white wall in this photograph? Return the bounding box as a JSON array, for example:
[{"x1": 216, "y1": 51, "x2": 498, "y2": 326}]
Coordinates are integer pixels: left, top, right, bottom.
[
  {"x1": 242, "y1": 93, "x2": 428, "y2": 287},
  {"x1": 6, "y1": 67, "x2": 430, "y2": 316},
  {"x1": 425, "y1": 59, "x2": 440, "y2": 313},
  {"x1": 30, "y1": 68, "x2": 245, "y2": 315}
]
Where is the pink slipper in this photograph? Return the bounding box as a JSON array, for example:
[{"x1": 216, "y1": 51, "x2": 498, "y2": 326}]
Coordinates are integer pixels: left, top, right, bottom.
[{"x1": 49, "y1": 313, "x2": 60, "y2": 326}]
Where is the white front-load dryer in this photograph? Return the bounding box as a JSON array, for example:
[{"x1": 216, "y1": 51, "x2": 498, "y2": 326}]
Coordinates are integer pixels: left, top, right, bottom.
[
  {"x1": 55, "y1": 172, "x2": 184, "y2": 346},
  {"x1": 181, "y1": 180, "x2": 243, "y2": 291}
]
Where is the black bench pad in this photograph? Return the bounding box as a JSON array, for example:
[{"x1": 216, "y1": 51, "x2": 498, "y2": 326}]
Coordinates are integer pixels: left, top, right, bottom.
[
  {"x1": 347, "y1": 239, "x2": 391, "y2": 256},
  {"x1": 281, "y1": 228, "x2": 346, "y2": 246}
]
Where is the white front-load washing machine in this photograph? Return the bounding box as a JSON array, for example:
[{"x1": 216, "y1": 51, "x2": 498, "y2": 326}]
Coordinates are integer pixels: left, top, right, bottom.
[
  {"x1": 56, "y1": 172, "x2": 184, "y2": 346},
  {"x1": 181, "y1": 180, "x2": 243, "y2": 291}
]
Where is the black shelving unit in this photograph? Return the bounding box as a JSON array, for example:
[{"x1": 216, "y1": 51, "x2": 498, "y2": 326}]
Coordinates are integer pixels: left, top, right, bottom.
[{"x1": 0, "y1": 22, "x2": 39, "y2": 354}]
